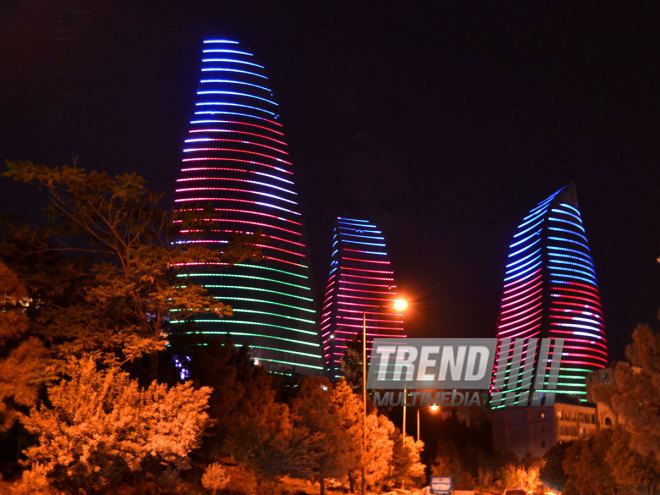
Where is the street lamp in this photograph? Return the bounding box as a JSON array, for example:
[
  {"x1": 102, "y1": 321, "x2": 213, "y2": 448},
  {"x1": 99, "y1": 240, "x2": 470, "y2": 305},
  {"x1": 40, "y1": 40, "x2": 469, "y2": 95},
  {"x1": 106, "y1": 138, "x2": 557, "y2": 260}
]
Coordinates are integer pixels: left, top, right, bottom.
[
  {"x1": 362, "y1": 297, "x2": 408, "y2": 495},
  {"x1": 417, "y1": 404, "x2": 440, "y2": 442}
]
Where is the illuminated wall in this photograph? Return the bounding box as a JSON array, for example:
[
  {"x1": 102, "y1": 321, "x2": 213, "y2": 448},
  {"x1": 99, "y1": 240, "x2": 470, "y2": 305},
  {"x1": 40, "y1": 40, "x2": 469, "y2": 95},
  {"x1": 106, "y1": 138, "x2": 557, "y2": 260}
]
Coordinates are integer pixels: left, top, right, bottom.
[
  {"x1": 171, "y1": 38, "x2": 324, "y2": 375},
  {"x1": 491, "y1": 184, "x2": 607, "y2": 406},
  {"x1": 320, "y1": 217, "x2": 406, "y2": 379}
]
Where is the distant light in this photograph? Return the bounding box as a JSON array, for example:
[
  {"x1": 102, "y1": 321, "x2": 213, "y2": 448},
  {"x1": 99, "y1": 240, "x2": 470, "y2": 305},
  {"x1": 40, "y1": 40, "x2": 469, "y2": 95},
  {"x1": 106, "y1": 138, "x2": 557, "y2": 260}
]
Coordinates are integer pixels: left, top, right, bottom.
[
  {"x1": 430, "y1": 405, "x2": 440, "y2": 412},
  {"x1": 254, "y1": 358, "x2": 260, "y2": 366},
  {"x1": 321, "y1": 385, "x2": 328, "y2": 391},
  {"x1": 394, "y1": 298, "x2": 408, "y2": 312}
]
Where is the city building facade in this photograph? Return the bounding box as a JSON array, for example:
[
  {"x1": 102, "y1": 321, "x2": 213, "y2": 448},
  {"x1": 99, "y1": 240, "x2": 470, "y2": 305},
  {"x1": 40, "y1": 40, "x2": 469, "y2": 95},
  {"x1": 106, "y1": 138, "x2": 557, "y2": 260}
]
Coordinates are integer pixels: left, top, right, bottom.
[
  {"x1": 171, "y1": 38, "x2": 324, "y2": 375},
  {"x1": 491, "y1": 184, "x2": 607, "y2": 407},
  {"x1": 320, "y1": 217, "x2": 406, "y2": 379}
]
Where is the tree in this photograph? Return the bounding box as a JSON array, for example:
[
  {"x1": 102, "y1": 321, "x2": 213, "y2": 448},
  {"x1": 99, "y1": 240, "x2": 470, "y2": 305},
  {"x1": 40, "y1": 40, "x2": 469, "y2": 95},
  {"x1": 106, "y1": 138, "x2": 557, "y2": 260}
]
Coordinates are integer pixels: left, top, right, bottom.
[
  {"x1": 331, "y1": 379, "x2": 364, "y2": 492},
  {"x1": 291, "y1": 376, "x2": 361, "y2": 495},
  {"x1": 3, "y1": 160, "x2": 262, "y2": 371},
  {"x1": 539, "y1": 441, "x2": 571, "y2": 492},
  {"x1": 499, "y1": 464, "x2": 541, "y2": 493},
  {"x1": 600, "y1": 324, "x2": 660, "y2": 462},
  {"x1": 432, "y1": 440, "x2": 475, "y2": 490},
  {"x1": 388, "y1": 429, "x2": 425, "y2": 488},
  {"x1": 605, "y1": 426, "x2": 659, "y2": 494},
  {"x1": 364, "y1": 412, "x2": 395, "y2": 491},
  {"x1": 20, "y1": 358, "x2": 211, "y2": 493},
  {"x1": 562, "y1": 429, "x2": 618, "y2": 495},
  {"x1": 201, "y1": 463, "x2": 230, "y2": 494},
  {"x1": 341, "y1": 333, "x2": 364, "y2": 394},
  {"x1": 0, "y1": 262, "x2": 50, "y2": 433}
]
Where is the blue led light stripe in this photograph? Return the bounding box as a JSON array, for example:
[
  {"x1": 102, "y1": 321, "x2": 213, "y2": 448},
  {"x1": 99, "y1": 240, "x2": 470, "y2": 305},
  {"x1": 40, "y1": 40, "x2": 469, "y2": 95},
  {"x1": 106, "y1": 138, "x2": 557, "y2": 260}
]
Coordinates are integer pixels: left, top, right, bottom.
[
  {"x1": 200, "y1": 67, "x2": 268, "y2": 79},
  {"x1": 202, "y1": 58, "x2": 265, "y2": 69},
  {"x1": 509, "y1": 237, "x2": 541, "y2": 258},
  {"x1": 549, "y1": 215, "x2": 586, "y2": 232},
  {"x1": 506, "y1": 247, "x2": 543, "y2": 268},
  {"x1": 195, "y1": 101, "x2": 276, "y2": 117},
  {"x1": 548, "y1": 227, "x2": 589, "y2": 244},
  {"x1": 202, "y1": 49, "x2": 253, "y2": 56},
  {"x1": 197, "y1": 90, "x2": 278, "y2": 106},
  {"x1": 547, "y1": 236, "x2": 591, "y2": 251}
]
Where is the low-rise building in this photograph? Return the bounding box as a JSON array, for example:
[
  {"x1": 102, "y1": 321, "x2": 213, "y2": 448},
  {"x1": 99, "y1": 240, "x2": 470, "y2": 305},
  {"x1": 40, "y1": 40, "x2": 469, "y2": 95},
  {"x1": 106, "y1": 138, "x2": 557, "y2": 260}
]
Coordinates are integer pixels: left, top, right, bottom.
[{"x1": 491, "y1": 400, "x2": 598, "y2": 459}]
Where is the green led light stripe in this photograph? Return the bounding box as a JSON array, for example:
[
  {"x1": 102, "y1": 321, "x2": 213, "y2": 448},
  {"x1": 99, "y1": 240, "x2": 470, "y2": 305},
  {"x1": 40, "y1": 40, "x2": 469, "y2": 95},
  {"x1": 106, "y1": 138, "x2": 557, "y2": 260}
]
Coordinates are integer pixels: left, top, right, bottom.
[
  {"x1": 178, "y1": 262, "x2": 309, "y2": 280},
  {"x1": 181, "y1": 329, "x2": 320, "y2": 347},
  {"x1": 202, "y1": 285, "x2": 313, "y2": 301},
  {"x1": 175, "y1": 318, "x2": 318, "y2": 336},
  {"x1": 183, "y1": 273, "x2": 310, "y2": 290},
  {"x1": 533, "y1": 390, "x2": 587, "y2": 395},
  {"x1": 233, "y1": 308, "x2": 315, "y2": 324},
  {"x1": 256, "y1": 356, "x2": 324, "y2": 370},
  {"x1": 234, "y1": 263, "x2": 309, "y2": 278},
  {"x1": 215, "y1": 296, "x2": 315, "y2": 313},
  {"x1": 250, "y1": 345, "x2": 321, "y2": 359},
  {"x1": 552, "y1": 381, "x2": 588, "y2": 387}
]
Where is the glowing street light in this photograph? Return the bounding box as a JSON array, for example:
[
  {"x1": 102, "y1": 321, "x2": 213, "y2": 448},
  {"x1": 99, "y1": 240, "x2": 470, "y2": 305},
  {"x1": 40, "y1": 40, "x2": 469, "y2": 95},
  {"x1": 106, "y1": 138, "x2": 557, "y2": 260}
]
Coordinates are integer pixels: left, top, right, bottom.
[
  {"x1": 417, "y1": 404, "x2": 440, "y2": 442},
  {"x1": 394, "y1": 298, "x2": 408, "y2": 312}
]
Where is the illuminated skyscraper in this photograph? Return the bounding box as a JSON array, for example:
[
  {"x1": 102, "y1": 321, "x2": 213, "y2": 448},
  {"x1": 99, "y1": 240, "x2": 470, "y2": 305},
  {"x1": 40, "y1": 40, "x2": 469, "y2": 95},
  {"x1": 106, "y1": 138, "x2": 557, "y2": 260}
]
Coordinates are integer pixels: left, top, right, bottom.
[
  {"x1": 171, "y1": 38, "x2": 324, "y2": 376},
  {"x1": 491, "y1": 184, "x2": 607, "y2": 407},
  {"x1": 320, "y1": 217, "x2": 406, "y2": 379}
]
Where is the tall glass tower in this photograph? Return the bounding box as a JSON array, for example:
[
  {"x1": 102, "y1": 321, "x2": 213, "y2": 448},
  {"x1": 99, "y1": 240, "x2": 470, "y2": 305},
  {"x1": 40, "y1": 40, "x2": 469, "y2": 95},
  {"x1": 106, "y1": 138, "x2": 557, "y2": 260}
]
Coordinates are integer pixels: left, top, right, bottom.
[
  {"x1": 491, "y1": 184, "x2": 607, "y2": 407},
  {"x1": 171, "y1": 38, "x2": 324, "y2": 376},
  {"x1": 320, "y1": 217, "x2": 406, "y2": 379}
]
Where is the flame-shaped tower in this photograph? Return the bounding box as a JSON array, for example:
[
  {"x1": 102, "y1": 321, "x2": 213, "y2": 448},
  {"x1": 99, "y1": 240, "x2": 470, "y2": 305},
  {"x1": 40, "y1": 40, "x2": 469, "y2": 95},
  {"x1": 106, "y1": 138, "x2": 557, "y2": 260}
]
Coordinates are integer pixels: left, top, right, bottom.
[
  {"x1": 491, "y1": 184, "x2": 607, "y2": 406},
  {"x1": 320, "y1": 217, "x2": 407, "y2": 379},
  {"x1": 171, "y1": 38, "x2": 323, "y2": 376}
]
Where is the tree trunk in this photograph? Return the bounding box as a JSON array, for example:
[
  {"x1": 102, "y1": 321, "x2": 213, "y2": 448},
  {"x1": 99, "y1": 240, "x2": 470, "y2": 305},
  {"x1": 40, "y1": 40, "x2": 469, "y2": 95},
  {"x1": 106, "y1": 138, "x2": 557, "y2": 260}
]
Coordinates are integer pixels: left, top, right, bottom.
[
  {"x1": 150, "y1": 349, "x2": 159, "y2": 379},
  {"x1": 348, "y1": 472, "x2": 355, "y2": 493},
  {"x1": 320, "y1": 477, "x2": 325, "y2": 495}
]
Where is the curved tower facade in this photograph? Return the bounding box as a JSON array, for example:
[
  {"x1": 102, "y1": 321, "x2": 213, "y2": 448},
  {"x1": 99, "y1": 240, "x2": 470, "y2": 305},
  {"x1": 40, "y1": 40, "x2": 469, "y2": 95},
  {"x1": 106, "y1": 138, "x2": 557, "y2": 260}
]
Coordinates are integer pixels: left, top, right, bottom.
[
  {"x1": 491, "y1": 184, "x2": 607, "y2": 407},
  {"x1": 320, "y1": 217, "x2": 406, "y2": 379},
  {"x1": 171, "y1": 38, "x2": 324, "y2": 376}
]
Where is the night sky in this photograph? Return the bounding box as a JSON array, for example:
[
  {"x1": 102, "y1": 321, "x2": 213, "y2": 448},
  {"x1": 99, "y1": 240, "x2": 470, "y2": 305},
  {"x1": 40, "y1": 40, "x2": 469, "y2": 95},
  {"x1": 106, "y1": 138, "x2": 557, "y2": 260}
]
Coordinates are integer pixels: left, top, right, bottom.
[{"x1": 1, "y1": 2, "x2": 658, "y2": 361}]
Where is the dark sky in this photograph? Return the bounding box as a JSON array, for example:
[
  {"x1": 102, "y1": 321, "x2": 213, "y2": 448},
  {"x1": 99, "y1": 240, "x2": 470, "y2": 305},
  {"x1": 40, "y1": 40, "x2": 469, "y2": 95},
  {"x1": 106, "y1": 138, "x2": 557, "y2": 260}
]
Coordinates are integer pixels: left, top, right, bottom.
[{"x1": 0, "y1": 1, "x2": 658, "y2": 361}]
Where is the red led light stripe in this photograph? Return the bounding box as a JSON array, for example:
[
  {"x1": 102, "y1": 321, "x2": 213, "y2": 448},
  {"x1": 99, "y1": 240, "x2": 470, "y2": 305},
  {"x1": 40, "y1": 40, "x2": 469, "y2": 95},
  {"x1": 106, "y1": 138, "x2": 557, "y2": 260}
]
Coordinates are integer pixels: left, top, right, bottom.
[
  {"x1": 185, "y1": 138, "x2": 289, "y2": 155},
  {"x1": 189, "y1": 128, "x2": 288, "y2": 145},
  {"x1": 183, "y1": 147, "x2": 293, "y2": 166},
  {"x1": 338, "y1": 280, "x2": 395, "y2": 289},
  {"x1": 343, "y1": 257, "x2": 390, "y2": 265},
  {"x1": 264, "y1": 256, "x2": 307, "y2": 268},
  {"x1": 173, "y1": 212, "x2": 301, "y2": 229},
  {"x1": 342, "y1": 267, "x2": 394, "y2": 275},
  {"x1": 181, "y1": 158, "x2": 293, "y2": 175},
  {"x1": 190, "y1": 119, "x2": 284, "y2": 135},
  {"x1": 342, "y1": 273, "x2": 395, "y2": 282}
]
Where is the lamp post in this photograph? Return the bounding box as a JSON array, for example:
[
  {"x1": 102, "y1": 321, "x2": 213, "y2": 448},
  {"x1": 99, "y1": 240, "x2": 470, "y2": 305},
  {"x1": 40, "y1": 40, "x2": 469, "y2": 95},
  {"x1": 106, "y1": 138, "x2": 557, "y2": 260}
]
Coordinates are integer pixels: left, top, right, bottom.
[
  {"x1": 417, "y1": 404, "x2": 440, "y2": 442},
  {"x1": 361, "y1": 311, "x2": 367, "y2": 495},
  {"x1": 362, "y1": 297, "x2": 408, "y2": 495}
]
